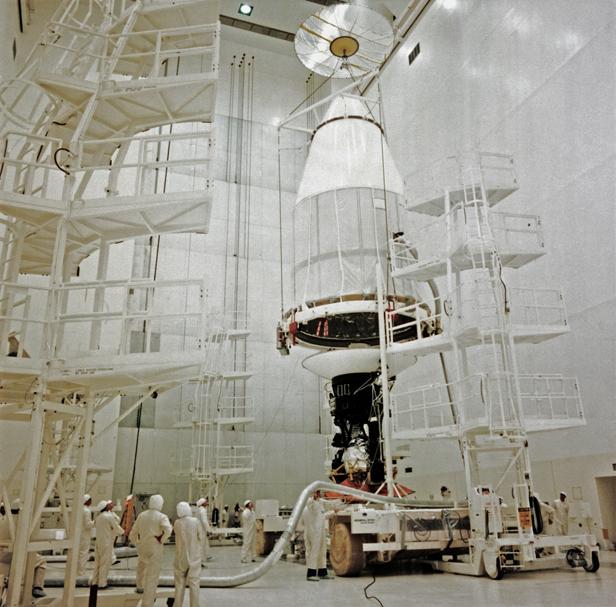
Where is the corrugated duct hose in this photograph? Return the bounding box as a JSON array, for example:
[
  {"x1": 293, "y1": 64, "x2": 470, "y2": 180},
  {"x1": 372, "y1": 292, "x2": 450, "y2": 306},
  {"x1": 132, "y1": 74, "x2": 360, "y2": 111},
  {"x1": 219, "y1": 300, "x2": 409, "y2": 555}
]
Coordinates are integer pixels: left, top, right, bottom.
[{"x1": 49, "y1": 481, "x2": 445, "y2": 589}]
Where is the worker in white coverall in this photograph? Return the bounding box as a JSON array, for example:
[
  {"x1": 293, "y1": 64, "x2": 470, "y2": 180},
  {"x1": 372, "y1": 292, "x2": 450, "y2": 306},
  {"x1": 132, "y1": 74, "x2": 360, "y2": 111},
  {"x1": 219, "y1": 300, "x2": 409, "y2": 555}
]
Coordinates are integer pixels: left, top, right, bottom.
[
  {"x1": 92, "y1": 500, "x2": 124, "y2": 589},
  {"x1": 240, "y1": 500, "x2": 257, "y2": 563},
  {"x1": 173, "y1": 501, "x2": 203, "y2": 607},
  {"x1": 554, "y1": 491, "x2": 569, "y2": 535},
  {"x1": 196, "y1": 497, "x2": 212, "y2": 565},
  {"x1": 301, "y1": 490, "x2": 336, "y2": 581},
  {"x1": 77, "y1": 494, "x2": 94, "y2": 576},
  {"x1": 0, "y1": 502, "x2": 47, "y2": 598},
  {"x1": 129, "y1": 494, "x2": 172, "y2": 606}
]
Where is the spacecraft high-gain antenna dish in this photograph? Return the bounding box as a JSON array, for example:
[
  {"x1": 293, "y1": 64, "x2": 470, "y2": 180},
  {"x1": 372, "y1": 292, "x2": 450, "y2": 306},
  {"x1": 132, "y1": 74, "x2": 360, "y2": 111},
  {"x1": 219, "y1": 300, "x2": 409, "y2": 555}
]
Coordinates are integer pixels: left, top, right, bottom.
[{"x1": 295, "y1": 0, "x2": 395, "y2": 79}]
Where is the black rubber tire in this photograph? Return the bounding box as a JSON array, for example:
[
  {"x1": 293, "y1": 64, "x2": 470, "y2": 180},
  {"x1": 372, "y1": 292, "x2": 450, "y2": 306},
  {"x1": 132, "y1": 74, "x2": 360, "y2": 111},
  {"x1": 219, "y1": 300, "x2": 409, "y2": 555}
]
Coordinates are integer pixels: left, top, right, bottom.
[
  {"x1": 566, "y1": 548, "x2": 585, "y2": 568},
  {"x1": 329, "y1": 522, "x2": 365, "y2": 576},
  {"x1": 530, "y1": 494, "x2": 543, "y2": 535},
  {"x1": 583, "y1": 551, "x2": 600, "y2": 573}
]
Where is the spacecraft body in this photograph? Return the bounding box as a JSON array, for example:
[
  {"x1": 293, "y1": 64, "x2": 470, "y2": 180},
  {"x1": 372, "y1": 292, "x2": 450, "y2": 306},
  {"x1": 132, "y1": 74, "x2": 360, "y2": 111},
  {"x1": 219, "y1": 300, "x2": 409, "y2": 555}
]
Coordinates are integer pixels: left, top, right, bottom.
[{"x1": 280, "y1": 95, "x2": 424, "y2": 486}]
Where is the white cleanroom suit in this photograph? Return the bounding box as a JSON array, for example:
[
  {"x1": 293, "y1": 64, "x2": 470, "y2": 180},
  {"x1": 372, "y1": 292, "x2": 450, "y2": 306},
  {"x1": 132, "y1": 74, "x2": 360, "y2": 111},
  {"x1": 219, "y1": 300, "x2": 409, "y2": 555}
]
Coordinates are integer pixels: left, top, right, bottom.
[
  {"x1": 554, "y1": 494, "x2": 569, "y2": 535},
  {"x1": 174, "y1": 501, "x2": 203, "y2": 607},
  {"x1": 196, "y1": 499, "x2": 211, "y2": 563},
  {"x1": 78, "y1": 495, "x2": 94, "y2": 576},
  {"x1": 302, "y1": 497, "x2": 327, "y2": 574},
  {"x1": 240, "y1": 502, "x2": 257, "y2": 563},
  {"x1": 0, "y1": 515, "x2": 46, "y2": 592},
  {"x1": 129, "y1": 494, "x2": 172, "y2": 607},
  {"x1": 92, "y1": 503, "x2": 124, "y2": 587},
  {"x1": 301, "y1": 493, "x2": 339, "y2": 580}
]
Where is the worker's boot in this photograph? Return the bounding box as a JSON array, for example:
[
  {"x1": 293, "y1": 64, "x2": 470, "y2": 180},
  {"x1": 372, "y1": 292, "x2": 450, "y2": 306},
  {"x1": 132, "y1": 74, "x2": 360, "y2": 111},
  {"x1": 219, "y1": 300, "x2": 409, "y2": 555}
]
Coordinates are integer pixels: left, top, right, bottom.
[
  {"x1": 32, "y1": 587, "x2": 47, "y2": 598},
  {"x1": 318, "y1": 568, "x2": 335, "y2": 580},
  {"x1": 306, "y1": 568, "x2": 319, "y2": 581}
]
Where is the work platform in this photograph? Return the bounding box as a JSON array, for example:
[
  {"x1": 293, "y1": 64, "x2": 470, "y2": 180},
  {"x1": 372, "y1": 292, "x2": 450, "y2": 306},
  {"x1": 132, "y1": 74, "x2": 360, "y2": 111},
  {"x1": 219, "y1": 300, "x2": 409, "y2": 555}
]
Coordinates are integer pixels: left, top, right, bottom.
[{"x1": 0, "y1": 1, "x2": 221, "y2": 605}]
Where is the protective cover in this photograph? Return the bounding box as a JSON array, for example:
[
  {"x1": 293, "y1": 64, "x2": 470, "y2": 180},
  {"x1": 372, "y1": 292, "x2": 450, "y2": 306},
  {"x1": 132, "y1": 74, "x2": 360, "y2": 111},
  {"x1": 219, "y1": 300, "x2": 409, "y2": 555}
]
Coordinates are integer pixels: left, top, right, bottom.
[
  {"x1": 293, "y1": 95, "x2": 407, "y2": 305},
  {"x1": 293, "y1": 187, "x2": 405, "y2": 304},
  {"x1": 296, "y1": 96, "x2": 404, "y2": 202}
]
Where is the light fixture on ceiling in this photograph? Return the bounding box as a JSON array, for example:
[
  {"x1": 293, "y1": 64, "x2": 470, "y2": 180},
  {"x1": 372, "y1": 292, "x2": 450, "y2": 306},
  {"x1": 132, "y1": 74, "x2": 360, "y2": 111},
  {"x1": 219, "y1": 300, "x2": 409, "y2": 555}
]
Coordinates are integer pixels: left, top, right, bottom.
[{"x1": 238, "y1": 3, "x2": 254, "y2": 16}]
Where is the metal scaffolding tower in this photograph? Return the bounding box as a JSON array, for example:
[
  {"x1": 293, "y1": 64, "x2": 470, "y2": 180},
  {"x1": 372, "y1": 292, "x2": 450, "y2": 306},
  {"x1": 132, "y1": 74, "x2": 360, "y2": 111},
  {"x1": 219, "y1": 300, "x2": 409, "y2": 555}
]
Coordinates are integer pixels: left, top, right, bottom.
[
  {"x1": 0, "y1": 1, "x2": 219, "y2": 604},
  {"x1": 386, "y1": 151, "x2": 594, "y2": 577},
  {"x1": 174, "y1": 312, "x2": 255, "y2": 505}
]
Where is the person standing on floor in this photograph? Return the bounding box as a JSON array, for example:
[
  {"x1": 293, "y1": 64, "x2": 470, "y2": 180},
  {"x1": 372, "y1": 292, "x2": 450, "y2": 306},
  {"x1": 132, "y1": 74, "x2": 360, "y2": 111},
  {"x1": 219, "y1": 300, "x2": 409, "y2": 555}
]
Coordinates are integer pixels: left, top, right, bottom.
[
  {"x1": 240, "y1": 500, "x2": 257, "y2": 563},
  {"x1": 221, "y1": 505, "x2": 229, "y2": 528},
  {"x1": 92, "y1": 500, "x2": 123, "y2": 589},
  {"x1": 553, "y1": 491, "x2": 569, "y2": 535},
  {"x1": 77, "y1": 494, "x2": 94, "y2": 577},
  {"x1": 302, "y1": 490, "x2": 336, "y2": 581},
  {"x1": 196, "y1": 497, "x2": 212, "y2": 565},
  {"x1": 0, "y1": 501, "x2": 47, "y2": 598},
  {"x1": 173, "y1": 501, "x2": 202, "y2": 607},
  {"x1": 129, "y1": 494, "x2": 172, "y2": 606}
]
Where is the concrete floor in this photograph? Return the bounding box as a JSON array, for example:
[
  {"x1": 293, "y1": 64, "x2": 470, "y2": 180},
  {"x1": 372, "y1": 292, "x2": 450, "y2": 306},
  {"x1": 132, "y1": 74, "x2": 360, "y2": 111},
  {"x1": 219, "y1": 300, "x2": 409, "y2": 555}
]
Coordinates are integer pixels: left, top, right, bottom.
[{"x1": 44, "y1": 545, "x2": 616, "y2": 607}]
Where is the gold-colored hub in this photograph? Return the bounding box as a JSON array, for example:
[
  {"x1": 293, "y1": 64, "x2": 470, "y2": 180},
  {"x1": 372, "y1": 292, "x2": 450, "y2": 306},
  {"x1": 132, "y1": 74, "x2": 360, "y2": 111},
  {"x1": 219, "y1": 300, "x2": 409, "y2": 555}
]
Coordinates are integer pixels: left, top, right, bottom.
[{"x1": 330, "y1": 36, "x2": 359, "y2": 58}]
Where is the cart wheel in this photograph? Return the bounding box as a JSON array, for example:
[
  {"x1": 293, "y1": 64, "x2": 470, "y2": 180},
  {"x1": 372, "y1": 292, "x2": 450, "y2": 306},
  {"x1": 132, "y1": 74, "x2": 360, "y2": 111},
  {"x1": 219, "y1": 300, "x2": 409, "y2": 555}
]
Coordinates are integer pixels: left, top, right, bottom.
[
  {"x1": 583, "y1": 551, "x2": 600, "y2": 573},
  {"x1": 329, "y1": 522, "x2": 365, "y2": 576},
  {"x1": 485, "y1": 555, "x2": 505, "y2": 580},
  {"x1": 566, "y1": 548, "x2": 584, "y2": 568}
]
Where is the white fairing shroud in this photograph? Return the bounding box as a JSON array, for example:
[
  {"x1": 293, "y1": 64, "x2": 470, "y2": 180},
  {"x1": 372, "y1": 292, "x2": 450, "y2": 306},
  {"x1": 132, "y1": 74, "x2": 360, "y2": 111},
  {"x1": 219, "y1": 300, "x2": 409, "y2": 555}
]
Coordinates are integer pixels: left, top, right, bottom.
[{"x1": 293, "y1": 96, "x2": 406, "y2": 306}]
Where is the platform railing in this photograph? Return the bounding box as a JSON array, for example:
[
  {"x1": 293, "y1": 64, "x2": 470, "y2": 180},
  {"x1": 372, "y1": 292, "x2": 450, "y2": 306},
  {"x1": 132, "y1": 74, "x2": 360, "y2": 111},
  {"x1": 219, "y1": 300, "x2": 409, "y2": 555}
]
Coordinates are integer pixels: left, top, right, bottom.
[
  {"x1": 208, "y1": 309, "x2": 251, "y2": 333},
  {"x1": 216, "y1": 396, "x2": 255, "y2": 422},
  {"x1": 391, "y1": 372, "x2": 525, "y2": 439},
  {"x1": 0, "y1": 129, "x2": 214, "y2": 205},
  {"x1": 385, "y1": 276, "x2": 567, "y2": 348},
  {"x1": 180, "y1": 444, "x2": 254, "y2": 479},
  {"x1": 76, "y1": 129, "x2": 214, "y2": 198},
  {"x1": 214, "y1": 445, "x2": 254, "y2": 473},
  {"x1": 509, "y1": 287, "x2": 567, "y2": 329},
  {"x1": 404, "y1": 151, "x2": 518, "y2": 210},
  {"x1": 39, "y1": 21, "x2": 111, "y2": 82},
  {"x1": 0, "y1": 133, "x2": 67, "y2": 202},
  {"x1": 389, "y1": 207, "x2": 543, "y2": 276},
  {"x1": 0, "y1": 77, "x2": 60, "y2": 136},
  {"x1": 0, "y1": 283, "x2": 49, "y2": 358},
  {"x1": 385, "y1": 297, "x2": 444, "y2": 347},
  {"x1": 54, "y1": 278, "x2": 207, "y2": 357},
  {"x1": 518, "y1": 374, "x2": 584, "y2": 431},
  {"x1": 37, "y1": 20, "x2": 218, "y2": 84},
  {"x1": 489, "y1": 212, "x2": 544, "y2": 254},
  {"x1": 391, "y1": 381, "x2": 458, "y2": 439},
  {"x1": 110, "y1": 24, "x2": 218, "y2": 79}
]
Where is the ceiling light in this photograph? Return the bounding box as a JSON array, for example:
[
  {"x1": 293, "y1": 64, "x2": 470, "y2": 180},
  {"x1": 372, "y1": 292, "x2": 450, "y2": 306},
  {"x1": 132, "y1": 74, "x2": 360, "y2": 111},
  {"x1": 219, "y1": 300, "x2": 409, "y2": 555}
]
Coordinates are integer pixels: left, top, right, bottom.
[{"x1": 238, "y1": 3, "x2": 253, "y2": 16}]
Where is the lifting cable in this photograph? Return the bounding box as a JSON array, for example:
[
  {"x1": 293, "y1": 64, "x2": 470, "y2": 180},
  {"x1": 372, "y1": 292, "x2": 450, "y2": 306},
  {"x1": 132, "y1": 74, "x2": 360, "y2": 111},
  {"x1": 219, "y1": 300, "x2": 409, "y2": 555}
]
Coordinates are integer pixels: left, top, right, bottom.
[
  {"x1": 277, "y1": 71, "x2": 335, "y2": 317},
  {"x1": 129, "y1": 55, "x2": 179, "y2": 494},
  {"x1": 222, "y1": 55, "x2": 236, "y2": 311}
]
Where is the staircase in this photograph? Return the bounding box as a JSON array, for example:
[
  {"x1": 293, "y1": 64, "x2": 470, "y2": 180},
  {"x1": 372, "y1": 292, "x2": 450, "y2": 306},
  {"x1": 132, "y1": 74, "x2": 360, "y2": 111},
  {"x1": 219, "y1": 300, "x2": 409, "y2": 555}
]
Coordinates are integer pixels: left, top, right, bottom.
[{"x1": 0, "y1": 2, "x2": 220, "y2": 605}]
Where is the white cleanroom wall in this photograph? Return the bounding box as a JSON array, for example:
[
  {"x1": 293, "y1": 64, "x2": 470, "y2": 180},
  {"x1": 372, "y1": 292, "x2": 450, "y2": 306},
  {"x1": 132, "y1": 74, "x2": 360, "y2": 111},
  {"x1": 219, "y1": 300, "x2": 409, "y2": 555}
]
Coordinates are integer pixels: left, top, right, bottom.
[{"x1": 374, "y1": 0, "x2": 616, "y2": 529}]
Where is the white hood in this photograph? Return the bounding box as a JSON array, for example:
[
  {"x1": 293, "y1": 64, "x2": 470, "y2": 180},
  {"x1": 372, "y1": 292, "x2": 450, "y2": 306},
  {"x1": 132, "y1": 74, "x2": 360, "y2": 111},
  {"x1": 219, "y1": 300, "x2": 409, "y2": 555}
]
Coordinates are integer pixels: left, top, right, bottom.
[
  {"x1": 296, "y1": 95, "x2": 404, "y2": 203},
  {"x1": 176, "y1": 501, "x2": 192, "y2": 518},
  {"x1": 149, "y1": 494, "x2": 164, "y2": 511}
]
